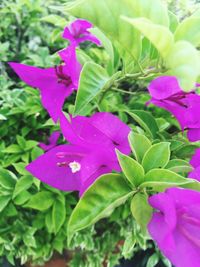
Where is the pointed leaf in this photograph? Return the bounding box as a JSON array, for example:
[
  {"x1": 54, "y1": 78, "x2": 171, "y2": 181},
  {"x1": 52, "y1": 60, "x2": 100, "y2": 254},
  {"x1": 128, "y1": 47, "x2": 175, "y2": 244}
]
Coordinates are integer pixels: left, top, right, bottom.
[
  {"x1": 131, "y1": 193, "x2": 152, "y2": 233},
  {"x1": 13, "y1": 175, "x2": 33, "y2": 198},
  {"x1": 127, "y1": 110, "x2": 159, "y2": 138},
  {"x1": 142, "y1": 142, "x2": 170, "y2": 172},
  {"x1": 165, "y1": 40, "x2": 200, "y2": 91},
  {"x1": 175, "y1": 17, "x2": 200, "y2": 46},
  {"x1": 0, "y1": 195, "x2": 11, "y2": 212},
  {"x1": 68, "y1": 173, "x2": 133, "y2": 242},
  {"x1": 122, "y1": 17, "x2": 174, "y2": 58},
  {"x1": 25, "y1": 191, "x2": 54, "y2": 211},
  {"x1": 0, "y1": 168, "x2": 16, "y2": 190},
  {"x1": 52, "y1": 195, "x2": 66, "y2": 234},
  {"x1": 74, "y1": 62, "x2": 109, "y2": 115},
  {"x1": 165, "y1": 159, "x2": 193, "y2": 173},
  {"x1": 140, "y1": 169, "x2": 191, "y2": 190},
  {"x1": 128, "y1": 132, "x2": 151, "y2": 163},
  {"x1": 116, "y1": 150, "x2": 144, "y2": 187}
]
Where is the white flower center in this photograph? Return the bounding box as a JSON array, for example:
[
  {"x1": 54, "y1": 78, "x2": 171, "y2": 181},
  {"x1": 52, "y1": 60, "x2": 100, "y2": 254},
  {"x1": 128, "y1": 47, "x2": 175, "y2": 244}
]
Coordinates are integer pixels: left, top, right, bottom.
[{"x1": 69, "y1": 161, "x2": 81, "y2": 173}]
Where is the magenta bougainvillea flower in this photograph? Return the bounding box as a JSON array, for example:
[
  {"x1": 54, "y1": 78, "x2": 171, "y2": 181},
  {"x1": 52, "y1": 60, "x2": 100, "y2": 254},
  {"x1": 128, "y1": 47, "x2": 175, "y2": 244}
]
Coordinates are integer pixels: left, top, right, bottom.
[
  {"x1": 58, "y1": 19, "x2": 101, "y2": 64},
  {"x1": 9, "y1": 52, "x2": 81, "y2": 122},
  {"x1": 188, "y1": 148, "x2": 200, "y2": 181},
  {"x1": 148, "y1": 188, "x2": 200, "y2": 267},
  {"x1": 59, "y1": 112, "x2": 131, "y2": 155},
  {"x1": 62, "y1": 19, "x2": 101, "y2": 46},
  {"x1": 39, "y1": 131, "x2": 60, "y2": 151},
  {"x1": 147, "y1": 76, "x2": 200, "y2": 142},
  {"x1": 26, "y1": 112, "x2": 131, "y2": 196},
  {"x1": 9, "y1": 19, "x2": 100, "y2": 122}
]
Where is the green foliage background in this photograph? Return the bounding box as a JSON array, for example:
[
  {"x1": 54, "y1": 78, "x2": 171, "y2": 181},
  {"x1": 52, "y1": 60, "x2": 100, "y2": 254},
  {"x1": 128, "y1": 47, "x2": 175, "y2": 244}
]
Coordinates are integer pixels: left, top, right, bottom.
[{"x1": 1, "y1": 0, "x2": 200, "y2": 267}]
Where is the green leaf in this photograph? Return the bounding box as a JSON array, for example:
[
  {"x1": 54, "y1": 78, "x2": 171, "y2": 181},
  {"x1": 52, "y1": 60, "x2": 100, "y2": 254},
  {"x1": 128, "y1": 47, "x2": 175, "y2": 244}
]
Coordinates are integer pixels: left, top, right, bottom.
[
  {"x1": 127, "y1": 110, "x2": 159, "y2": 138},
  {"x1": 74, "y1": 62, "x2": 109, "y2": 115},
  {"x1": 13, "y1": 175, "x2": 33, "y2": 198},
  {"x1": 25, "y1": 140, "x2": 38, "y2": 150},
  {"x1": 41, "y1": 15, "x2": 67, "y2": 27},
  {"x1": 0, "y1": 168, "x2": 16, "y2": 190},
  {"x1": 165, "y1": 159, "x2": 193, "y2": 173},
  {"x1": 168, "y1": 11, "x2": 179, "y2": 33},
  {"x1": 142, "y1": 142, "x2": 170, "y2": 172},
  {"x1": 175, "y1": 17, "x2": 200, "y2": 46},
  {"x1": 31, "y1": 146, "x2": 43, "y2": 160},
  {"x1": 68, "y1": 173, "x2": 133, "y2": 243},
  {"x1": 126, "y1": 0, "x2": 169, "y2": 26},
  {"x1": 12, "y1": 162, "x2": 29, "y2": 175},
  {"x1": 122, "y1": 17, "x2": 174, "y2": 58},
  {"x1": 116, "y1": 150, "x2": 144, "y2": 187},
  {"x1": 25, "y1": 191, "x2": 54, "y2": 211},
  {"x1": 52, "y1": 195, "x2": 66, "y2": 234},
  {"x1": 165, "y1": 40, "x2": 200, "y2": 91},
  {"x1": 14, "y1": 191, "x2": 32, "y2": 205},
  {"x1": 131, "y1": 193, "x2": 152, "y2": 233},
  {"x1": 146, "y1": 254, "x2": 159, "y2": 267},
  {"x1": 122, "y1": 233, "x2": 136, "y2": 258},
  {"x1": 45, "y1": 210, "x2": 54, "y2": 233},
  {"x1": 0, "y1": 114, "x2": 7, "y2": 120},
  {"x1": 16, "y1": 135, "x2": 26, "y2": 148},
  {"x1": 140, "y1": 169, "x2": 191, "y2": 190},
  {"x1": 128, "y1": 132, "x2": 151, "y2": 163},
  {"x1": 90, "y1": 27, "x2": 115, "y2": 74},
  {"x1": 0, "y1": 195, "x2": 11, "y2": 212},
  {"x1": 3, "y1": 144, "x2": 22, "y2": 153}
]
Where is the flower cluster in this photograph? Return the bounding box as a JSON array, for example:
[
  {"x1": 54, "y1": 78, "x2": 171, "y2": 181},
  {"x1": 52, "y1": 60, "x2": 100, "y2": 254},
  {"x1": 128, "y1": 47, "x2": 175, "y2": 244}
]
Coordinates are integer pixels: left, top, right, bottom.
[
  {"x1": 9, "y1": 17, "x2": 200, "y2": 267},
  {"x1": 10, "y1": 19, "x2": 131, "y2": 196},
  {"x1": 27, "y1": 112, "x2": 130, "y2": 196}
]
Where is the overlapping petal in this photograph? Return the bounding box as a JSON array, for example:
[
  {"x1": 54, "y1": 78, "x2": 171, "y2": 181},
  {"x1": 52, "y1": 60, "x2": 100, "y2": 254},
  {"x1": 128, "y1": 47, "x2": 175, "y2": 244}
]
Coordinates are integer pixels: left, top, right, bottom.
[
  {"x1": 148, "y1": 188, "x2": 200, "y2": 267},
  {"x1": 148, "y1": 76, "x2": 200, "y2": 141},
  {"x1": 26, "y1": 144, "x2": 88, "y2": 191},
  {"x1": 39, "y1": 131, "x2": 60, "y2": 151},
  {"x1": 62, "y1": 19, "x2": 101, "y2": 46},
  {"x1": 9, "y1": 61, "x2": 79, "y2": 122}
]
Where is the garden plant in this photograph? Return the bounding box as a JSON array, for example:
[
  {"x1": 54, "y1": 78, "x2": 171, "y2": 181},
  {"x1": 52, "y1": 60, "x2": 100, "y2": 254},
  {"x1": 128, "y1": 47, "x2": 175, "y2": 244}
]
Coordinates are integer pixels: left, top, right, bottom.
[{"x1": 1, "y1": 0, "x2": 200, "y2": 267}]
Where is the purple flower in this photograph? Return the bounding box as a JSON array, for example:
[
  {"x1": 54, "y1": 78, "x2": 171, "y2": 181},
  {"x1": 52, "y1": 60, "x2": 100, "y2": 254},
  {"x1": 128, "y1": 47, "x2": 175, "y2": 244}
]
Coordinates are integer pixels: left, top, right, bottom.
[
  {"x1": 39, "y1": 131, "x2": 60, "y2": 151},
  {"x1": 188, "y1": 148, "x2": 200, "y2": 181},
  {"x1": 59, "y1": 112, "x2": 131, "y2": 156},
  {"x1": 148, "y1": 188, "x2": 200, "y2": 267},
  {"x1": 26, "y1": 112, "x2": 131, "y2": 196},
  {"x1": 58, "y1": 19, "x2": 101, "y2": 65},
  {"x1": 147, "y1": 76, "x2": 200, "y2": 142},
  {"x1": 8, "y1": 19, "x2": 100, "y2": 123},
  {"x1": 9, "y1": 52, "x2": 81, "y2": 122},
  {"x1": 62, "y1": 19, "x2": 101, "y2": 47}
]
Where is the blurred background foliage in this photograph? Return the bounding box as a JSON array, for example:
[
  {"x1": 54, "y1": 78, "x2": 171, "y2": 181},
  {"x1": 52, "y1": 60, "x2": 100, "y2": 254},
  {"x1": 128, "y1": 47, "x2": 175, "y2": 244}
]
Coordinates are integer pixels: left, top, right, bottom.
[{"x1": 0, "y1": 0, "x2": 199, "y2": 266}]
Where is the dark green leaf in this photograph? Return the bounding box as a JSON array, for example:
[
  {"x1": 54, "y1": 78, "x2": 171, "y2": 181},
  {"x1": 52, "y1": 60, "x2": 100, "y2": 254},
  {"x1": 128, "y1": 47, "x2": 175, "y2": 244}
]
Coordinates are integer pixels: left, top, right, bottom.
[
  {"x1": 0, "y1": 168, "x2": 16, "y2": 190},
  {"x1": 127, "y1": 110, "x2": 159, "y2": 138},
  {"x1": 52, "y1": 195, "x2": 66, "y2": 234},
  {"x1": 13, "y1": 175, "x2": 33, "y2": 198},
  {"x1": 0, "y1": 195, "x2": 11, "y2": 212},
  {"x1": 25, "y1": 191, "x2": 54, "y2": 211}
]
